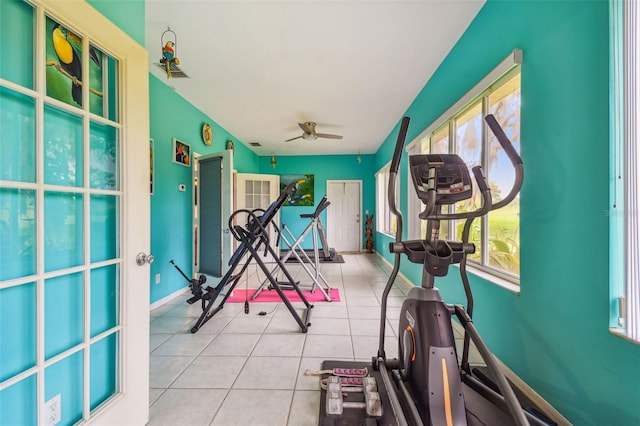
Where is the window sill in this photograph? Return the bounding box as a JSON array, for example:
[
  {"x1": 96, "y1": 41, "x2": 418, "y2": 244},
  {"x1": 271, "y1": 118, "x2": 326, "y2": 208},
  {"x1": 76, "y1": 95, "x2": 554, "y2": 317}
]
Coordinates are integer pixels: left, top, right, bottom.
[
  {"x1": 609, "y1": 328, "x2": 640, "y2": 345},
  {"x1": 377, "y1": 230, "x2": 395, "y2": 239},
  {"x1": 455, "y1": 264, "x2": 521, "y2": 294}
]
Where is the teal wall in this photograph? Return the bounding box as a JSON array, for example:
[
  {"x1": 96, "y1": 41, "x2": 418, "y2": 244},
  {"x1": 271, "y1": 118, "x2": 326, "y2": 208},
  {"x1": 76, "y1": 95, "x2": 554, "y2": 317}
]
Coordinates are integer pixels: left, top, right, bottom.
[
  {"x1": 149, "y1": 75, "x2": 259, "y2": 303},
  {"x1": 375, "y1": 0, "x2": 640, "y2": 424},
  {"x1": 87, "y1": 0, "x2": 145, "y2": 46},
  {"x1": 257, "y1": 154, "x2": 375, "y2": 251}
]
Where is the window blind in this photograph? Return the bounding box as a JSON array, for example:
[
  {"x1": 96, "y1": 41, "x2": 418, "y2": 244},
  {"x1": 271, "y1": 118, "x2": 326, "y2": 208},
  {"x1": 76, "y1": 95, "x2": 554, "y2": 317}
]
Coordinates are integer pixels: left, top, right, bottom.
[{"x1": 624, "y1": 0, "x2": 640, "y2": 340}]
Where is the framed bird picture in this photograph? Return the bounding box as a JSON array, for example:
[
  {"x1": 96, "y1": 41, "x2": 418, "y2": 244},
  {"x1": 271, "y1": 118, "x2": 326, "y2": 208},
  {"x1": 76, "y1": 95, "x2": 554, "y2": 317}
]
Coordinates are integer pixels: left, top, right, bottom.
[
  {"x1": 281, "y1": 174, "x2": 314, "y2": 206},
  {"x1": 173, "y1": 138, "x2": 191, "y2": 167}
]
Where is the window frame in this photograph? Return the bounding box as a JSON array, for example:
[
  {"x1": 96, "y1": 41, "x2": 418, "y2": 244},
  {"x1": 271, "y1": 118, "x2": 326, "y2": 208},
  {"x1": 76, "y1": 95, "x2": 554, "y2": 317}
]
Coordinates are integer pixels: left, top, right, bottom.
[
  {"x1": 610, "y1": 0, "x2": 639, "y2": 343},
  {"x1": 375, "y1": 162, "x2": 397, "y2": 236},
  {"x1": 406, "y1": 49, "x2": 523, "y2": 290}
]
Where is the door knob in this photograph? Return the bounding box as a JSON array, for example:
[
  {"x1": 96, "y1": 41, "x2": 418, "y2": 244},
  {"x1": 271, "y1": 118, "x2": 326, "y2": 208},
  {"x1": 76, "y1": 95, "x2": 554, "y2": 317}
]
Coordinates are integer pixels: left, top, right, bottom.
[{"x1": 136, "y1": 252, "x2": 155, "y2": 266}]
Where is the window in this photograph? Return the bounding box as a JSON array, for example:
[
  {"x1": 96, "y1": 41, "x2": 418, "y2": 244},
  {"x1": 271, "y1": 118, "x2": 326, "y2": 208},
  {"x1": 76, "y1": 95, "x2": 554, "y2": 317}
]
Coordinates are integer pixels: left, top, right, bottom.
[
  {"x1": 610, "y1": 0, "x2": 639, "y2": 341},
  {"x1": 375, "y1": 163, "x2": 398, "y2": 236},
  {"x1": 407, "y1": 50, "x2": 522, "y2": 285}
]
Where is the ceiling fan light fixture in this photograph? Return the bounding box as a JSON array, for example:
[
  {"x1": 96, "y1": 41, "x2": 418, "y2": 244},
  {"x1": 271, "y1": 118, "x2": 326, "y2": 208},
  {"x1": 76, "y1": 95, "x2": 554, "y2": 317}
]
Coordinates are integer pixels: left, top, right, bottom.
[{"x1": 285, "y1": 121, "x2": 342, "y2": 142}]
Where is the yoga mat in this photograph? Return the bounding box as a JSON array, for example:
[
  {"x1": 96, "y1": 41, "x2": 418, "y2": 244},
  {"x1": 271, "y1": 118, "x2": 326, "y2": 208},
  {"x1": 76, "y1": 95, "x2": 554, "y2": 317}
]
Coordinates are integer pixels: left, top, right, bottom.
[{"x1": 226, "y1": 288, "x2": 340, "y2": 303}]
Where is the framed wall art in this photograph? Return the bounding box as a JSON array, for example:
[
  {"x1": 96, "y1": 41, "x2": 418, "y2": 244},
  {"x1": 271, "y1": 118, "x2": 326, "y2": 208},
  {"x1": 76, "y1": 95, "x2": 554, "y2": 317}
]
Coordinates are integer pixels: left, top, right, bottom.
[
  {"x1": 281, "y1": 174, "x2": 314, "y2": 206},
  {"x1": 150, "y1": 138, "x2": 155, "y2": 194},
  {"x1": 172, "y1": 138, "x2": 191, "y2": 167}
]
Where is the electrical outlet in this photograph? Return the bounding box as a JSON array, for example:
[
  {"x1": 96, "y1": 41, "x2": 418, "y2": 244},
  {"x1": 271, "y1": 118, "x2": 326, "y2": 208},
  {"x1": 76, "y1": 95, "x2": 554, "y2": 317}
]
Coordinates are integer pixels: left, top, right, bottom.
[
  {"x1": 155, "y1": 273, "x2": 161, "y2": 284},
  {"x1": 43, "y1": 394, "x2": 61, "y2": 425}
]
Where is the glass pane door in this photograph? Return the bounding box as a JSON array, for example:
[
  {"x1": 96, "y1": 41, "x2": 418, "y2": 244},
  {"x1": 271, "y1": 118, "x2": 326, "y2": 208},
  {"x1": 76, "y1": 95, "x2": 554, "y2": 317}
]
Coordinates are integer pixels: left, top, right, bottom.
[{"x1": 0, "y1": 2, "x2": 139, "y2": 424}]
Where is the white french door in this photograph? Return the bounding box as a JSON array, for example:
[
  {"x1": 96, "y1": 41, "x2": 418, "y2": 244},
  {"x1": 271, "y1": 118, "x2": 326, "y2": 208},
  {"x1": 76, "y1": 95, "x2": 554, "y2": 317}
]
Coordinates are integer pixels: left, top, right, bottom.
[
  {"x1": 234, "y1": 173, "x2": 280, "y2": 256},
  {"x1": 326, "y1": 180, "x2": 362, "y2": 252},
  {"x1": 0, "y1": 1, "x2": 149, "y2": 425}
]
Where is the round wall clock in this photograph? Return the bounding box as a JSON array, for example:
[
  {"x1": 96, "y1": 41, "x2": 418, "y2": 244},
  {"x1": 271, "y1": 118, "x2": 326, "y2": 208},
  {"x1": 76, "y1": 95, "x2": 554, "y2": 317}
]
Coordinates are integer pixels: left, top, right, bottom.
[{"x1": 202, "y1": 123, "x2": 213, "y2": 146}]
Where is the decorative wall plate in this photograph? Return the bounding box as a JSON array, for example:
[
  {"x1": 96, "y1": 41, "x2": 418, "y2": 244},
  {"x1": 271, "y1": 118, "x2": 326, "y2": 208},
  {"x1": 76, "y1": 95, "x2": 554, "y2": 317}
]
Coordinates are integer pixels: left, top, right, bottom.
[{"x1": 202, "y1": 122, "x2": 213, "y2": 146}]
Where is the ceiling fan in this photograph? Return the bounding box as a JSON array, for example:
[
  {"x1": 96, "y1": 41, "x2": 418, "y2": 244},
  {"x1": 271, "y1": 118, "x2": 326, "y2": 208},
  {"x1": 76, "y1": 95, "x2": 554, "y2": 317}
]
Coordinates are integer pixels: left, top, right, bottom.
[{"x1": 285, "y1": 122, "x2": 343, "y2": 142}]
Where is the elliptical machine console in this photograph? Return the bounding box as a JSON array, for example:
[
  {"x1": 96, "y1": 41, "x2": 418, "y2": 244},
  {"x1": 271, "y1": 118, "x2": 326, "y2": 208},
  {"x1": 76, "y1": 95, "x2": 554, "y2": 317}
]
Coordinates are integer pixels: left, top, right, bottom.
[{"x1": 409, "y1": 154, "x2": 473, "y2": 207}]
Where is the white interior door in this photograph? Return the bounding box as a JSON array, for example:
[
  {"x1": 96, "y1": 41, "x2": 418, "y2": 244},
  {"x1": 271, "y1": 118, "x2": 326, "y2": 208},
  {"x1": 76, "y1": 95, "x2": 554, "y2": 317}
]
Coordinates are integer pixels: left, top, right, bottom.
[
  {"x1": 0, "y1": 1, "x2": 149, "y2": 425},
  {"x1": 234, "y1": 173, "x2": 280, "y2": 257},
  {"x1": 327, "y1": 180, "x2": 362, "y2": 252}
]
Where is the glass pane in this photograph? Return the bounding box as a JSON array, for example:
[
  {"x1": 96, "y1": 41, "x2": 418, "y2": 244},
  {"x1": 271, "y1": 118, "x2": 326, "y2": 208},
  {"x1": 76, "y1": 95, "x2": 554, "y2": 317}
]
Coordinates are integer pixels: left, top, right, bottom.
[
  {"x1": 0, "y1": 188, "x2": 36, "y2": 280},
  {"x1": 90, "y1": 121, "x2": 118, "y2": 190},
  {"x1": 0, "y1": 0, "x2": 34, "y2": 88},
  {"x1": 454, "y1": 101, "x2": 483, "y2": 260},
  {"x1": 261, "y1": 195, "x2": 270, "y2": 207},
  {"x1": 0, "y1": 87, "x2": 36, "y2": 182},
  {"x1": 44, "y1": 192, "x2": 83, "y2": 272},
  {"x1": 431, "y1": 125, "x2": 449, "y2": 154},
  {"x1": 245, "y1": 194, "x2": 252, "y2": 209},
  {"x1": 419, "y1": 135, "x2": 430, "y2": 154},
  {"x1": 88, "y1": 46, "x2": 118, "y2": 121},
  {"x1": 0, "y1": 375, "x2": 37, "y2": 426},
  {"x1": 46, "y1": 17, "x2": 84, "y2": 108},
  {"x1": 90, "y1": 333, "x2": 118, "y2": 410},
  {"x1": 44, "y1": 104, "x2": 83, "y2": 187},
  {"x1": 105, "y1": 54, "x2": 119, "y2": 122},
  {"x1": 90, "y1": 265, "x2": 119, "y2": 337},
  {"x1": 45, "y1": 351, "x2": 84, "y2": 425},
  {"x1": 253, "y1": 195, "x2": 260, "y2": 209},
  {"x1": 262, "y1": 181, "x2": 270, "y2": 194},
  {"x1": 245, "y1": 180, "x2": 253, "y2": 194},
  {"x1": 44, "y1": 273, "x2": 84, "y2": 359},
  {"x1": 488, "y1": 73, "x2": 521, "y2": 275},
  {"x1": 90, "y1": 194, "x2": 118, "y2": 262},
  {"x1": 89, "y1": 43, "x2": 104, "y2": 117},
  {"x1": 0, "y1": 283, "x2": 36, "y2": 382}
]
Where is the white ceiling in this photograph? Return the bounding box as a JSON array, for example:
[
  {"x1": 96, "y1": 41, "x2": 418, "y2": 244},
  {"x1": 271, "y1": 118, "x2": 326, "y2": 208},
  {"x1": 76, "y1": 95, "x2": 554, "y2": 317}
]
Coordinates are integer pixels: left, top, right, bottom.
[{"x1": 145, "y1": 0, "x2": 484, "y2": 156}]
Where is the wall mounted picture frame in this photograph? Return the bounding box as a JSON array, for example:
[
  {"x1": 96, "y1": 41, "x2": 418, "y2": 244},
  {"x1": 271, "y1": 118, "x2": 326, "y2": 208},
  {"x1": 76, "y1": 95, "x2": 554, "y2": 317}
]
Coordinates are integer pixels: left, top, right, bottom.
[
  {"x1": 281, "y1": 174, "x2": 314, "y2": 206},
  {"x1": 150, "y1": 138, "x2": 155, "y2": 194},
  {"x1": 173, "y1": 138, "x2": 191, "y2": 167}
]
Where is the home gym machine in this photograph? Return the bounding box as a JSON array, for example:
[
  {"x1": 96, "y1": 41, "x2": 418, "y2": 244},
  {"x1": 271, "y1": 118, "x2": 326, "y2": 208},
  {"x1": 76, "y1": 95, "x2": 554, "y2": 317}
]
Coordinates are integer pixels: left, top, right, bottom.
[
  {"x1": 174, "y1": 182, "x2": 313, "y2": 334},
  {"x1": 251, "y1": 195, "x2": 334, "y2": 301},
  {"x1": 286, "y1": 195, "x2": 337, "y2": 262},
  {"x1": 316, "y1": 115, "x2": 557, "y2": 425}
]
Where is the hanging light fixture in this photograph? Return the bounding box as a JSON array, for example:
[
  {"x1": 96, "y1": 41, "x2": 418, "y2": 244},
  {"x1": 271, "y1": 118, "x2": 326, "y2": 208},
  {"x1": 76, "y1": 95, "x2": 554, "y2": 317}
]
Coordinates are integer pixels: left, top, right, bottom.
[
  {"x1": 270, "y1": 153, "x2": 277, "y2": 168},
  {"x1": 357, "y1": 151, "x2": 362, "y2": 164}
]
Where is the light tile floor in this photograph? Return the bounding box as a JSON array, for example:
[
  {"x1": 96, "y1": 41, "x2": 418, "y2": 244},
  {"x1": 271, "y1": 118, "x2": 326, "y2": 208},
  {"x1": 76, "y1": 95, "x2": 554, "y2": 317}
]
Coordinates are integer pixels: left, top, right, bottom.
[{"x1": 148, "y1": 253, "x2": 473, "y2": 426}]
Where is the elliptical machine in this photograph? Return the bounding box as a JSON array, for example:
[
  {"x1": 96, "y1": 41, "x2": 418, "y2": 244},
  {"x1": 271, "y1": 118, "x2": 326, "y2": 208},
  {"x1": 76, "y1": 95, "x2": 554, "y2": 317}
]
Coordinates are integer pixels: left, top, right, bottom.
[{"x1": 371, "y1": 114, "x2": 554, "y2": 425}]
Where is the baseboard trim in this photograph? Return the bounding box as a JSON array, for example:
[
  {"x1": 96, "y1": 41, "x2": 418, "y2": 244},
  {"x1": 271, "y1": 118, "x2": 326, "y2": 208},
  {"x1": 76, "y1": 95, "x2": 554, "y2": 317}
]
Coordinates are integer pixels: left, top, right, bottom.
[{"x1": 149, "y1": 286, "x2": 190, "y2": 311}]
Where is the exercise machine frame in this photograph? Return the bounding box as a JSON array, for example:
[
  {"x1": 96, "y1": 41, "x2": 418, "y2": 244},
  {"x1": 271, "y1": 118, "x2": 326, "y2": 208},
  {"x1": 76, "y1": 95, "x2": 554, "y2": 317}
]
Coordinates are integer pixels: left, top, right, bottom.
[
  {"x1": 318, "y1": 115, "x2": 558, "y2": 426},
  {"x1": 252, "y1": 195, "x2": 333, "y2": 301},
  {"x1": 179, "y1": 183, "x2": 313, "y2": 334}
]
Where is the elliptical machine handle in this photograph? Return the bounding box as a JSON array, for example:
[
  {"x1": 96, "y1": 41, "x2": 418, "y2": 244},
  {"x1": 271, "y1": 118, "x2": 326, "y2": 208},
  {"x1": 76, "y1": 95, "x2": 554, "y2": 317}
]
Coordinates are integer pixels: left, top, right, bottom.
[
  {"x1": 485, "y1": 114, "x2": 522, "y2": 166},
  {"x1": 484, "y1": 114, "x2": 524, "y2": 211},
  {"x1": 390, "y1": 117, "x2": 411, "y2": 174},
  {"x1": 471, "y1": 165, "x2": 493, "y2": 216},
  {"x1": 388, "y1": 117, "x2": 411, "y2": 243}
]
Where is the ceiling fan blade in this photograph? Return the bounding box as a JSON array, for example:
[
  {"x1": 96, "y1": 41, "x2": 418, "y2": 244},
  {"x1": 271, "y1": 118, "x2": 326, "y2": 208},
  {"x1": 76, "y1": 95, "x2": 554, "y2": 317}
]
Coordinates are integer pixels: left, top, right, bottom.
[
  {"x1": 285, "y1": 135, "x2": 303, "y2": 142},
  {"x1": 298, "y1": 122, "x2": 315, "y2": 134},
  {"x1": 316, "y1": 133, "x2": 343, "y2": 140}
]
